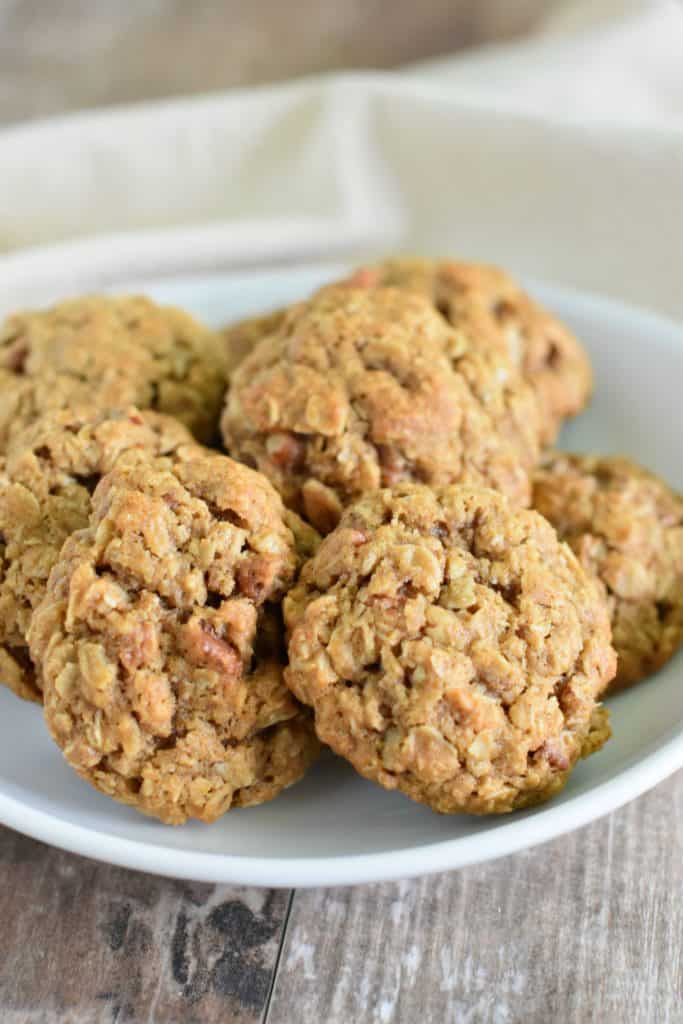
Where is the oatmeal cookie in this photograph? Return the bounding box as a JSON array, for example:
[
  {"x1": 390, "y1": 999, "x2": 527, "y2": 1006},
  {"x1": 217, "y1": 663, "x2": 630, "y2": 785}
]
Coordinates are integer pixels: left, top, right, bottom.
[
  {"x1": 0, "y1": 405, "x2": 193, "y2": 702},
  {"x1": 223, "y1": 309, "x2": 285, "y2": 378},
  {"x1": 28, "y1": 444, "x2": 319, "y2": 824},
  {"x1": 337, "y1": 259, "x2": 592, "y2": 445},
  {"x1": 0, "y1": 295, "x2": 227, "y2": 446},
  {"x1": 222, "y1": 259, "x2": 591, "y2": 445},
  {"x1": 285, "y1": 484, "x2": 615, "y2": 814},
  {"x1": 533, "y1": 453, "x2": 683, "y2": 692},
  {"x1": 222, "y1": 287, "x2": 537, "y2": 534}
]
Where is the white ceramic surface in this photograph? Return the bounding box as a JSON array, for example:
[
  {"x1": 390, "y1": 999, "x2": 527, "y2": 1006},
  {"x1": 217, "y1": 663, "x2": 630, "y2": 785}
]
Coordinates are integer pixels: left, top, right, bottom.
[{"x1": 0, "y1": 258, "x2": 681, "y2": 888}]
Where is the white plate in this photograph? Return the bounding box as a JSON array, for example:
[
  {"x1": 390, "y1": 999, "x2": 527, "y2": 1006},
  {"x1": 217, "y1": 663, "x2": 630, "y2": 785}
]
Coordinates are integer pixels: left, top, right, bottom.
[{"x1": 0, "y1": 257, "x2": 682, "y2": 889}]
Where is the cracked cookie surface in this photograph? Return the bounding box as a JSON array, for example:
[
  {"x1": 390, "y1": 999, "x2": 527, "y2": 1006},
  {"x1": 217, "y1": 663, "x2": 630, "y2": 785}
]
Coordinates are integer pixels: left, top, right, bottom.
[
  {"x1": 284, "y1": 484, "x2": 615, "y2": 814},
  {"x1": 29, "y1": 444, "x2": 319, "y2": 824},
  {"x1": 0, "y1": 295, "x2": 227, "y2": 447},
  {"x1": 533, "y1": 453, "x2": 683, "y2": 692},
  {"x1": 220, "y1": 258, "x2": 590, "y2": 445},
  {"x1": 0, "y1": 405, "x2": 193, "y2": 702},
  {"x1": 338, "y1": 258, "x2": 592, "y2": 445},
  {"x1": 221, "y1": 287, "x2": 538, "y2": 534}
]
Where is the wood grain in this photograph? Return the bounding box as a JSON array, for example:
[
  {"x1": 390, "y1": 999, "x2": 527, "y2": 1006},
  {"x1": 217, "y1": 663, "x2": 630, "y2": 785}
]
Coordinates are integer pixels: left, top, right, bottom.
[
  {"x1": 0, "y1": 826, "x2": 290, "y2": 1023},
  {"x1": 1, "y1": 2, "x2": 682, "y2": 1022},
  {"x1": 267, "y1": 770, "x2": 683, "y2": 1024}
]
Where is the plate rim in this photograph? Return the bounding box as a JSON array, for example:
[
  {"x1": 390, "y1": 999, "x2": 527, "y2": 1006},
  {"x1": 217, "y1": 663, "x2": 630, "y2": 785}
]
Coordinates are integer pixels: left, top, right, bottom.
[
  {"x1": 1, "y1": 725, "x2": 681, "y2": 887},
  {"x1": 0, "y1": 250, "x2": 682, "y2": 887}
]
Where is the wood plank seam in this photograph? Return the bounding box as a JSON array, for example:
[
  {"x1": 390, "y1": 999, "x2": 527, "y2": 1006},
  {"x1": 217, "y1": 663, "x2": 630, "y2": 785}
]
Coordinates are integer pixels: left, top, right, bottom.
[{"x1": 262, "y1": 889, "x2": 297, "y2": 1024}]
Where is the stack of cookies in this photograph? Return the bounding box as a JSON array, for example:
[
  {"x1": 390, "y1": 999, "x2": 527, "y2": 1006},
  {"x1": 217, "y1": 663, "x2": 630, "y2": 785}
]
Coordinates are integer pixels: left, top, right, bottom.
[{"x1": 2, "y1": 259, "x2": 681, "y2": 825}]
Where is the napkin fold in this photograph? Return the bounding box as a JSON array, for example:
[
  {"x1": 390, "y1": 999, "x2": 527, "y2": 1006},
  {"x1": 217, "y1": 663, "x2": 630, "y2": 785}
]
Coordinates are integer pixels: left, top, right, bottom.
[{"x1": 0, "y1": 0, "x2": 681, "y2": 318}]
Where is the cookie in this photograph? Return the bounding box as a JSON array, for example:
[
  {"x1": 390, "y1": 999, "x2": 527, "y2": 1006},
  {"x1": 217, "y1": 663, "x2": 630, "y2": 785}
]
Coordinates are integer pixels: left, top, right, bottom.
[
  {"x1": 220, "y1": 259, "x2": 591, "y2": 446},
  {"x1": 28, "y1": 444, "x2": 320, "y2": 823},
  {"x1": 223, "y1": 309, "x2": 284, "y2": 378},
  {"x1": 284, "y1": 484, "x2": 615, "y2": 814},
  {"x1": 221, "y1": 287, "x2": 539, "y2": 535},
  {"x1": 338, "y1": 259, "x2": 592, "y2": 445},
  {"x1": 0, "y1": 405, "x2": 193, "y2": 702},
  {"x1": 0, "y1": 295, "x2": 227, "y2": 447},
  {"x1": 533, "y1": 453, "x2": 683, "y2": 692}
]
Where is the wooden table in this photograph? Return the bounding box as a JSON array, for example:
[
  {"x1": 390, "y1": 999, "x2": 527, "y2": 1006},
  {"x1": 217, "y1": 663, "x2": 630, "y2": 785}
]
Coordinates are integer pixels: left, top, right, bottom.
[{"x1": 1, "y1": 3, "x2": 682, "y2": 1021}]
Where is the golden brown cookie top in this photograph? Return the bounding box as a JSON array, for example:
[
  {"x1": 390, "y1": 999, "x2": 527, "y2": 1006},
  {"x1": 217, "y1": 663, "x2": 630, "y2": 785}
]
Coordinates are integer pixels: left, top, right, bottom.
[
  {"x1": 284, "y1": 484, "x2": 615, "y2": 815},
  {"x1": 338, "y1": 258, "x2": 592, "y2": 445},
  {"x1": 533, "y1": 452, "x2": 683, "y2": 691},
  {"x1": 222, "y1": 287, "x2": 536, "y2": 534},
  {"x1": 0, "y1": 406, "x2": 193, "y2": 702},
  {"x1": 0, "y1": 295, "x2": 227, "y2": 445},
  {"x1": 0, "y1": 369, "x2": 92, "y2": 455},
  {"x1": 88, "y1": 444, "x2": 302, "y2": 608},
  {"x1": 28, "y1": 444, "x2": 318, "y2": 823},
  {"x1": 5, "y1": 404, "x2": 193, "y2": 491}
]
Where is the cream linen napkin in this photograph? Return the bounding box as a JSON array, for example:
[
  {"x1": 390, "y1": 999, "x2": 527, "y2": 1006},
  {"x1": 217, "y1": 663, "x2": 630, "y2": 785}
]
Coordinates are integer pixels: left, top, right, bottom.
[{"x1": 0, "y1": 0, "x2": 681, "y2": 317}]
